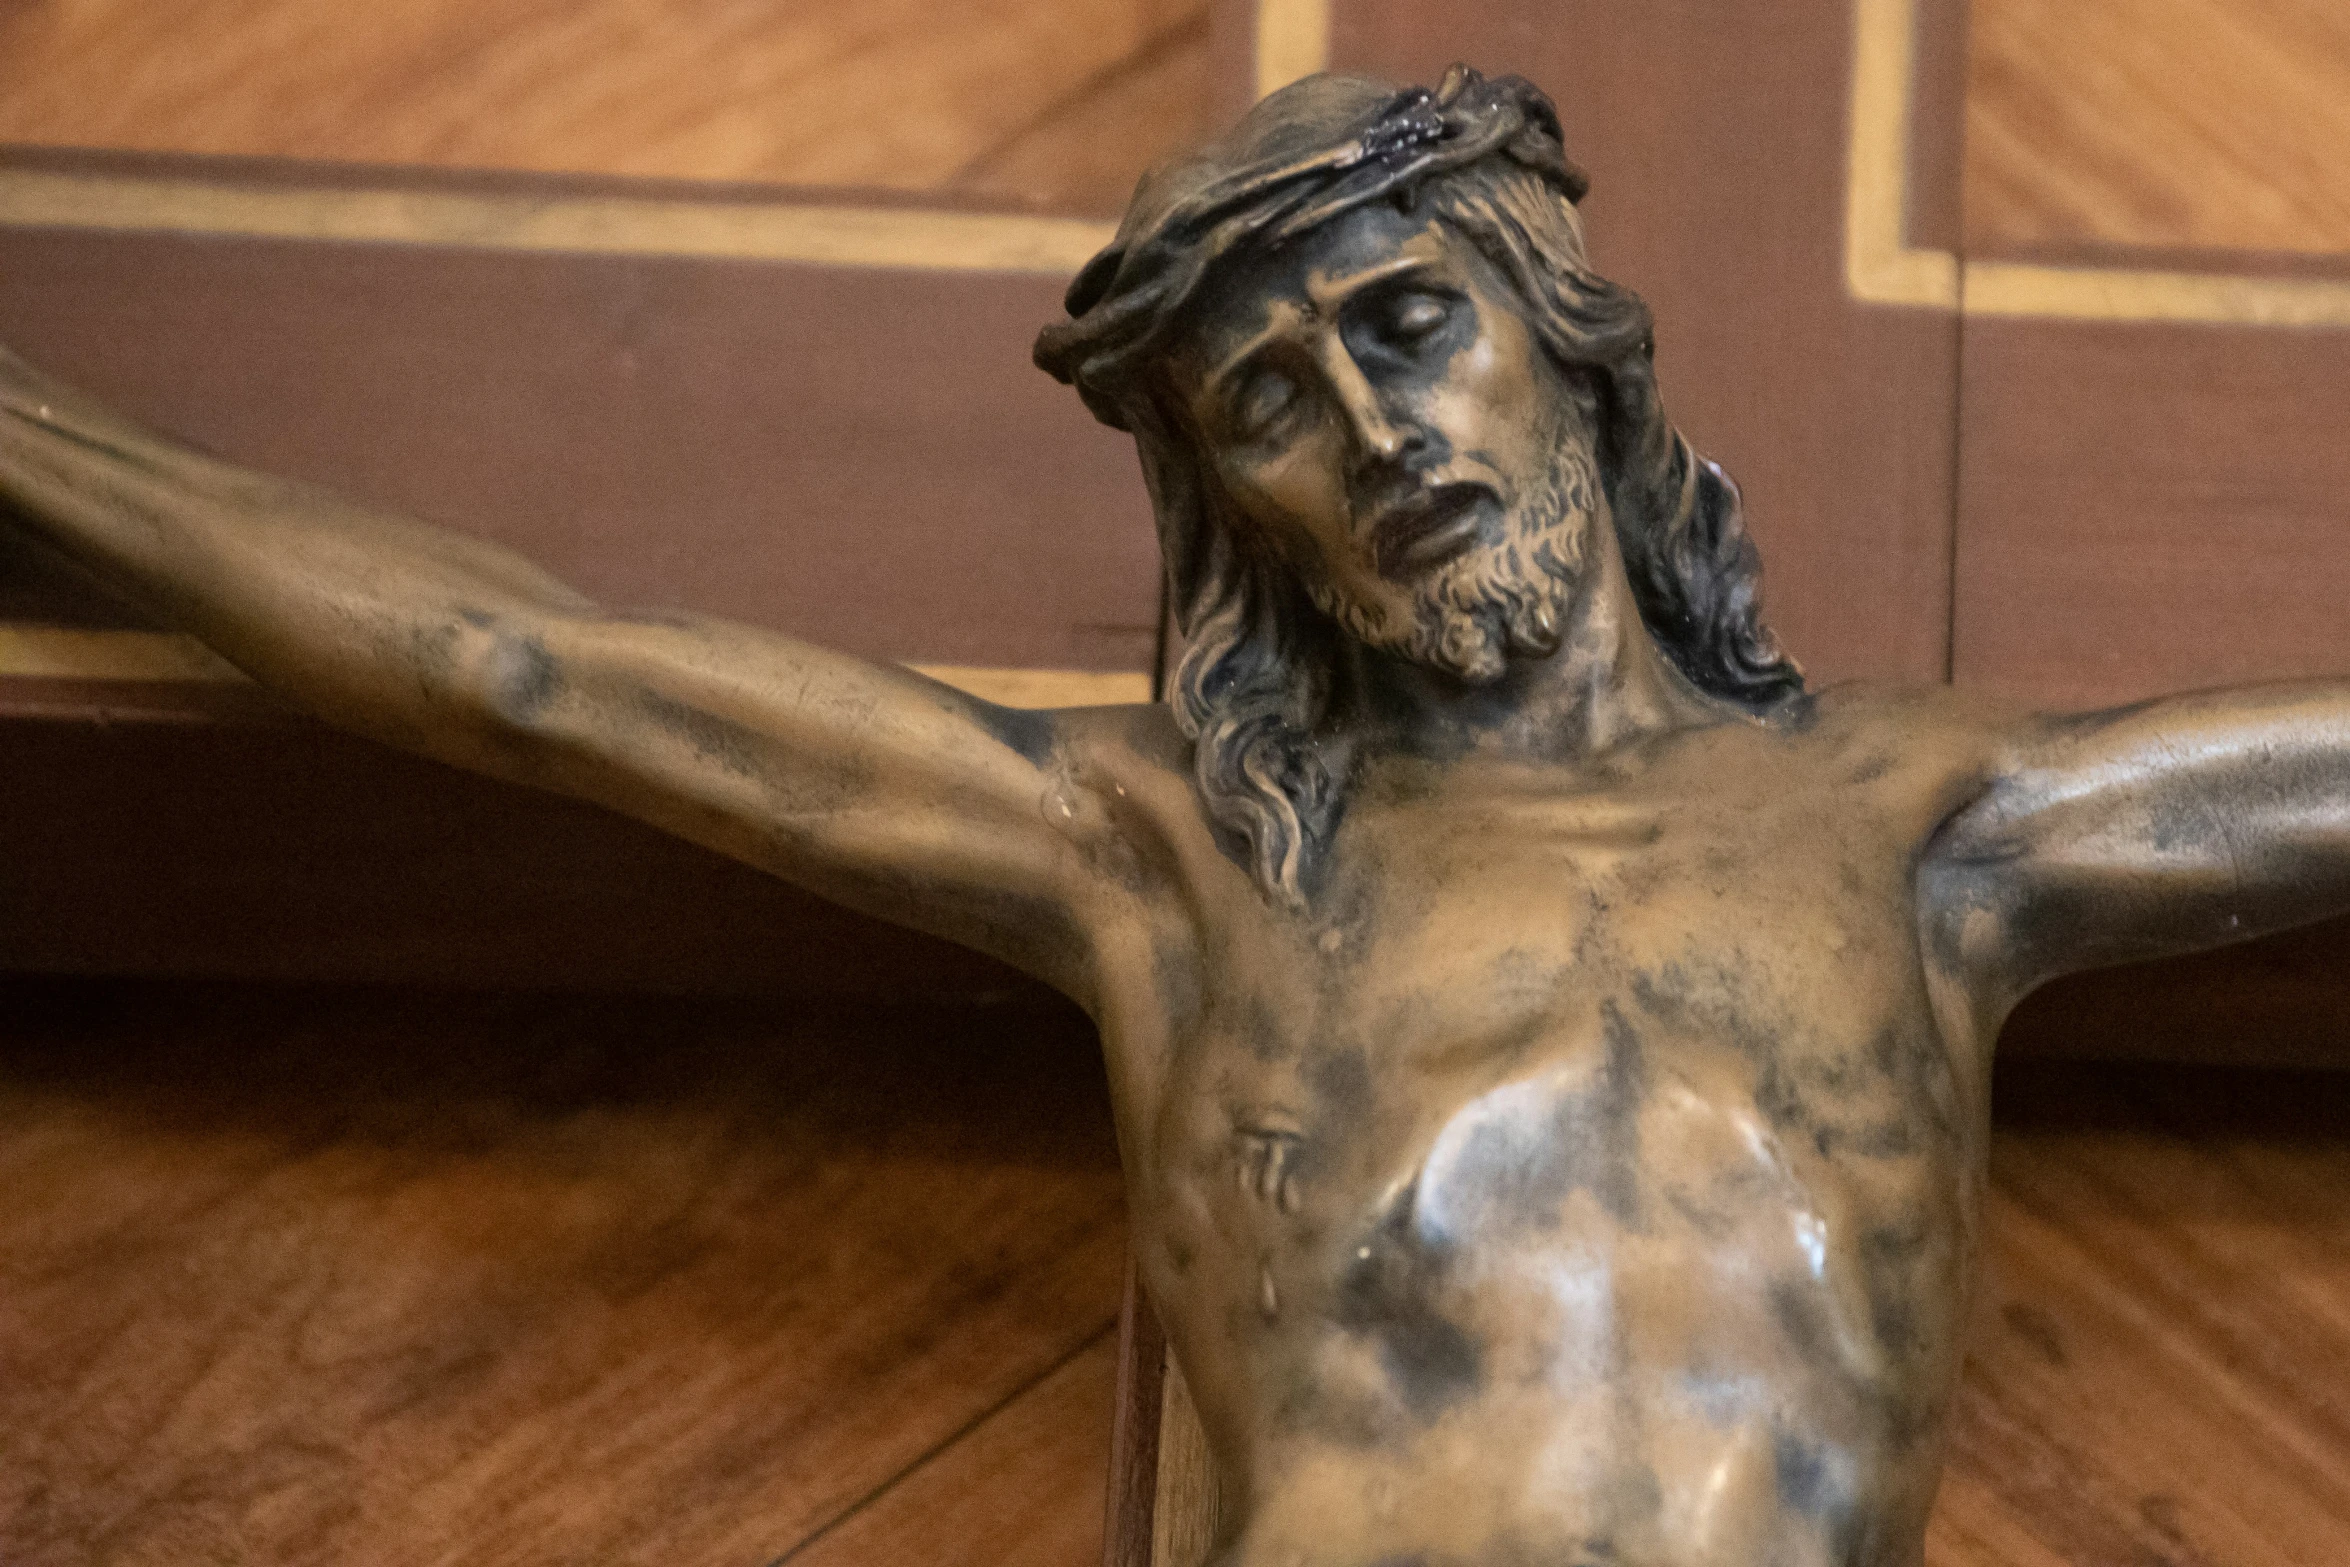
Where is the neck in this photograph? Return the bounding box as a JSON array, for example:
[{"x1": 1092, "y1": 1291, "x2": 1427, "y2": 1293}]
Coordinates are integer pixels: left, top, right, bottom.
[{"x1": 1325, "y1": 542, "x2": 1725, "y2": 766}]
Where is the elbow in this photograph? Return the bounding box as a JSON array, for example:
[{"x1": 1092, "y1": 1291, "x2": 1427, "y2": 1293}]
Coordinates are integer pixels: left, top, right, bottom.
[{"x1": 448, "y1": 612, "x2": 569, "y2": 734}]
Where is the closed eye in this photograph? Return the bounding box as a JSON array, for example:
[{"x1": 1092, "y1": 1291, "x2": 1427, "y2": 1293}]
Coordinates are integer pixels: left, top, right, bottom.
[
  {"x1": 1388, "y1": 292, "x2": 1451, "y2": 339},
  {"x1": 1230, "y1": 363, "x2": 1301, "y2": 436},
  {"x1": 1353, "y1": 285, "x2": 1462, "y2": 358}
]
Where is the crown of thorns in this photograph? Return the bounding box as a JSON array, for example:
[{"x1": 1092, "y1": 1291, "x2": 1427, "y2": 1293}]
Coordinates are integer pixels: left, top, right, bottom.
[{"x1": 1034, "y1": 64, "x2": 1589, "y2": 430}]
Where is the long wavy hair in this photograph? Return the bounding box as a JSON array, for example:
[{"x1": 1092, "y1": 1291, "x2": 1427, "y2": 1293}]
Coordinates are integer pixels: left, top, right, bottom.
[{"x1": 1070, "y1": 159, "x2": 1803, "y2": 905}]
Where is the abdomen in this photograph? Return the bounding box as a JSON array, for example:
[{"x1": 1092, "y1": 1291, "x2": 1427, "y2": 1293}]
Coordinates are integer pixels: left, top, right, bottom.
[{"x1": 1231, "y1": 1037, "x2": 1969, "y2": 1566}]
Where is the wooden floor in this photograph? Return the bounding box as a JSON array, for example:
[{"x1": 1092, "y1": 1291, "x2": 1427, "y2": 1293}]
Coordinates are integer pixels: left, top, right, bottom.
[
  {"x1": 0, "y1": 981, "x2": 1128, "y2": 1566},
  {"x1": 1929, "y1": 1062, "x2": 2350, "y2": 1565},
  {"x1": 3, "y1": 978, "x2": 2347, "y2": 1565}
]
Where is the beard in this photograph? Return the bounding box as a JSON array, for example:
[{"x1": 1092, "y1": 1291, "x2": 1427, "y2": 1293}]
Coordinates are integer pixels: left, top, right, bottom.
[{"x1": 1307, "y1": 438, "x2": 1601, "y2": 684}]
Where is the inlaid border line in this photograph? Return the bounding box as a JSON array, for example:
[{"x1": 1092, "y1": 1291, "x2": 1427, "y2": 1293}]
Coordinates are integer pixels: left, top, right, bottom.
[
  {"x1": 0, "y1": 168, "x2": 1115, "y2": 275},
  {"x1": 1846, "y1": 0, "x2": 2350, "y2": 327},
  {"x1": 0, "y1": 627, "x2": 1148, "y2": 709}
]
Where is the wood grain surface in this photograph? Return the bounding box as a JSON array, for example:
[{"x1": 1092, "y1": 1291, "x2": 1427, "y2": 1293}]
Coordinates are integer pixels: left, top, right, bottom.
[
  {"x1": 0, "y1": 196, "x2": 1163, "y2": 676},
  {"x1": 0, "y1": 980, "x2": 1127, "y2": 1566},
  {"x1": 1968, "y1": 0, "x2": 2350, "y2": 259},
  {"x1": 0, "y1": 0, "x2": 1210, "y2": 217},
  {"x1": 1926, "y1": 1059, "x2": 2350, "y2": 1566}
]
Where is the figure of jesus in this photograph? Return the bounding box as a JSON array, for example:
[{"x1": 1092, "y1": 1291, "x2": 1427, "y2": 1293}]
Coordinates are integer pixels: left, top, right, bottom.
[{"x1": 6, "y1": 66, "x2": 2345, "y2": 1567}]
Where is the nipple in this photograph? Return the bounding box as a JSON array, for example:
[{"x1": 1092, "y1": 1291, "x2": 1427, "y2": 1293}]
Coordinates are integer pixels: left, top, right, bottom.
[{"x1": 1259, "y1": 1262, "x2": 1281, "y2": 1320}]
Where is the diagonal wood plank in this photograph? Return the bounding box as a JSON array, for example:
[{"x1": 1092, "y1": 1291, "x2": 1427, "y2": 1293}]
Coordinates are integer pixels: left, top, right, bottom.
[
  {"x1": 784, "y1": 1329, "x2": 1120, "y2": 1567},
  {"x1": 0, "y1": 980, "x2": 1128, "y2": 1566},
  {"x1": 1968, "y1": 0, "x2": 2350, "y2": 258},
  {"x1": 1926, "y1": 1062, "x2": 2350, "y2": 1566},
  {"x1": 0, "y1": 0, "x2": 1210, "y2": 214}
]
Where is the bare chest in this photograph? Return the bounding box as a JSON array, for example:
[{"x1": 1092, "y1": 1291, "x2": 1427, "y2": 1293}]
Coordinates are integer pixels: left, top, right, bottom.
[{"x1": 1129, "y1": 789, "x2": 1982, "y2": 1552}]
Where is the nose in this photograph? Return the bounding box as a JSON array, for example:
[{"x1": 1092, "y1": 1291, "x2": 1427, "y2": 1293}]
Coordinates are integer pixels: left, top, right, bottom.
[{"x1": 1319, "y1": 338, "x2": 1418, "y2": 466}]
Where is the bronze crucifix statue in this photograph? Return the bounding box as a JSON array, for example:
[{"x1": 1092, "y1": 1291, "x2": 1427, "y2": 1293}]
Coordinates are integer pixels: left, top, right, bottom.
[{"x1": 5, "y1": 66, "x2": 2345, "y2": 1567}]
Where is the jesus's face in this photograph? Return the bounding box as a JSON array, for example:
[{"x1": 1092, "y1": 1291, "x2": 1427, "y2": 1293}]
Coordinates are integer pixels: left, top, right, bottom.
[{"x1": 1172, "y1": 198, "x2": 1605, "y2": 683}]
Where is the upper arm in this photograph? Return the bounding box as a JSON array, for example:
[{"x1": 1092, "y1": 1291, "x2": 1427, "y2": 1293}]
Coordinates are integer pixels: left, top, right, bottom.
[
  {"x1": 445, "y1": 607, "x2": 1161, "y2": 1004},
  {"x1": 1924, "y1": 682, "x2": 2350, "y2": 1003}
]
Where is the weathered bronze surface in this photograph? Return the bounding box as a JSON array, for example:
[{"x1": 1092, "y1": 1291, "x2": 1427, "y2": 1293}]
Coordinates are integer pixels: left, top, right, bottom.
[{"x1": 6, "y1": 66, "x2": 2346, "y2": 1567}]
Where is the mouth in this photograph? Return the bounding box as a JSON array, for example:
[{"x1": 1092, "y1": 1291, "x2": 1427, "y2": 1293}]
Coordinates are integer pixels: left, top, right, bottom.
[{"x1": 1368, "y1": 483, "x2": 1493, "y2": 580}]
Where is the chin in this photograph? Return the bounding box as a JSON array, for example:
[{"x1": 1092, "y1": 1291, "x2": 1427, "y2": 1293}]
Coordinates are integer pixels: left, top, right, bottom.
[{"x1": 1318, "y1": 543, "x2": 1583, "y2": 686}]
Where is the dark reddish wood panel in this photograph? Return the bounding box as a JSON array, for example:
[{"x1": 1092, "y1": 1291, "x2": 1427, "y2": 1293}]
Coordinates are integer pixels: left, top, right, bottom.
[
  {"x1": 0, "y1": 152, "x2": 1168, "y2": 995},
  {"x1": 1951, "y1": 309, "x2": 2350, "y2": 708},
  {"x1": 1100, "y1": 1264, "x2": 1169, "y2": 1567},
  {"x1": 2000, "y1": 914, "x2": 2350, "y2": 1068},
  {"x1": 0, "y1": 150, "x2": 1161, "y2": 673},
  {"x1": 1328, "y1": 0, "x2": 1967, "y2": 686},
  {"x1": 0, "y1": 708, "x2": 1051, "y2": 1000}
]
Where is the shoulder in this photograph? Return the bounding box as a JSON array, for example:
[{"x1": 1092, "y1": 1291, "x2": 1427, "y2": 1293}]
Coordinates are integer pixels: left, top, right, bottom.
[
  {"x1": 1776, "y1": 680, "x2": 2034, "y2": 765},
  {"x1": 1041, "y1": 700, "x2": 1230, "y2": 888},
  {"x1": 1745, "y1": 681, "x2": 2045, "y2": 835},
  {"x1": 1051, "y1": 700, "x2": 1195, "y2": 793}
]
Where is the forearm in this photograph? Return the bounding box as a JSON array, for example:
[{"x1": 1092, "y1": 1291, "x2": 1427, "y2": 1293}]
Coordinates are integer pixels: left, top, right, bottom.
[{"x1": 1, "y1": 350, "x2": 594, "y2": 757}]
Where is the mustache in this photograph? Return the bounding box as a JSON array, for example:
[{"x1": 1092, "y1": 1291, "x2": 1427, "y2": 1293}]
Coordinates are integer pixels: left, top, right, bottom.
[
  {"x1": 1362, "y1": 481, "x2": 1497, "y2": 579},
  {"x1": 1346, "y1": 452, "x2": 1494, "y2": 515}
]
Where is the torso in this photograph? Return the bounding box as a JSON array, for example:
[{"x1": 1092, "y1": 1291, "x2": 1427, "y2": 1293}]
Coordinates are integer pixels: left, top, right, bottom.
[{"x1": 1084, "y1": 686, "x2": 2014, "y2": 1567}]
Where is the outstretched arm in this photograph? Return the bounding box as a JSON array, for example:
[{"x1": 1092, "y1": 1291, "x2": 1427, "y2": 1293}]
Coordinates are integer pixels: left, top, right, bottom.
[
  {"x1": 1924, "y1": 682, "x2": 2350, "y2": 1010},
  {"x1": 0, "y1": 346, "x2": 1147, "y2": 1003}
]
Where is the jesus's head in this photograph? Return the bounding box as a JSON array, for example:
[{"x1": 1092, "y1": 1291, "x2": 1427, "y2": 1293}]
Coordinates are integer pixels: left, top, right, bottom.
[
  {"x1": 1036, "y1": 67, "x2": 1803, "y2": 901},
  {"x1": 1169, "y1": 188, "x2": 1600, "y2": 685}
]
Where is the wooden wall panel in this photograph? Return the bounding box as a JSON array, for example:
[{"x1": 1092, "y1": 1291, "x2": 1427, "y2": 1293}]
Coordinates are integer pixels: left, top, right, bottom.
[
  {"x1": 0, "y1": 0, "x2": 1212, "y2": 217},
  {"x1": 0, "y1": 153, "x2": 1161, "y2": 673},
  {"x1": 1951, "y1": 312, "x2": 2350, "y2": 708},
  {"x1": 1326, "y1": 0, "x2": 1967, "y2": 686},
  {"x1": 1967, "y1": 0, "x2": 2350, "y2": 259},
  {"x1": 0, "y1": 151, "x2": 1168, "y2": 994},
  {"x1": 1953, "y1": 0, "x2": 2350, "y2": 706}
]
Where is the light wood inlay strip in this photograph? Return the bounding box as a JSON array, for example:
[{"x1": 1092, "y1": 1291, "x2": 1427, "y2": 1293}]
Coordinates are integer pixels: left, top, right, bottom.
[
  {"x1": 0, "y1": 168, "x2": 1113, "y2": 272},
  {"x1": 1254, "y1": 0, "x2": 1330, "y2": 101},
  {"x1": 1846, "y1": 0, "x2": 2350, "y2": 327},
  {"x1": 6, "y1": 0, "x2": 2342, "y2": 320},
  {"x1": 0, "y1": 626, "x2": 1149, "y2": 708}
]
